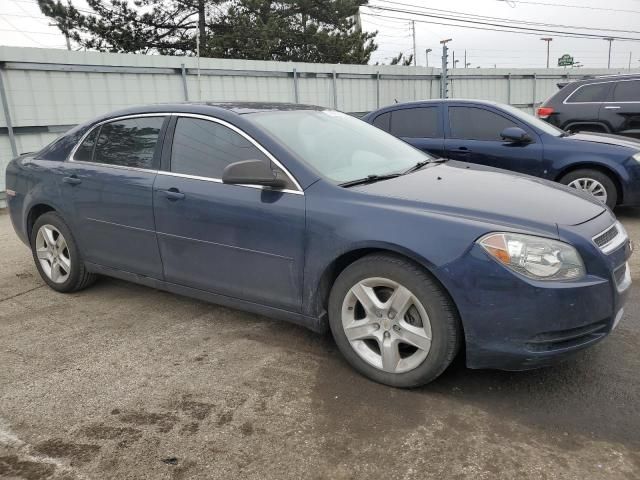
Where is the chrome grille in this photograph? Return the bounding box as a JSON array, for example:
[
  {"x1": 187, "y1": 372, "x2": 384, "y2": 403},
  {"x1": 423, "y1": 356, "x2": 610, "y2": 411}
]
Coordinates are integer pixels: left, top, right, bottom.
[{"x1": 594, "y1": 225, "x2": 618, "y2": 248}]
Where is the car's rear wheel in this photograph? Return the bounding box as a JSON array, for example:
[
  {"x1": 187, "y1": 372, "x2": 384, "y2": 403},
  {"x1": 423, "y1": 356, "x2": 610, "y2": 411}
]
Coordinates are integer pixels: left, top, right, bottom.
[
  {"x1": 560, "y1": 169, "x2": 618, "y2": 209},
  {"x1": 328, "y1": 254, "x2": 461, "y2": 388},
  {"x1": 31, "y1": 212, "x2": 96, "y2": 293}
]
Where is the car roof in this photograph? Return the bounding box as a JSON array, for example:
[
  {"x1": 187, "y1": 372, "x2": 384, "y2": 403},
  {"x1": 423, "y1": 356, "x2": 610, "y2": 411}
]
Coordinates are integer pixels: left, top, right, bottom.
[
  {"x1": 98, "y1": 102, "x2": 327, "y2": 120},
  {"x1": 367, "y1": 99, "x2": 505, "y2": 115},
  {"x1": 571, "y1": 73, "x2": 640, "y2": 84}
]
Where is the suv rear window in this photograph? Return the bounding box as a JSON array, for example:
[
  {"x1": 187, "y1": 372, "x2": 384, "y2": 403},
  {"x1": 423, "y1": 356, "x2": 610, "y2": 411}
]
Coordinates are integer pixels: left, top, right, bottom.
[{"x1": 566, "y1": 83, "x2": 610, "y2": 103}]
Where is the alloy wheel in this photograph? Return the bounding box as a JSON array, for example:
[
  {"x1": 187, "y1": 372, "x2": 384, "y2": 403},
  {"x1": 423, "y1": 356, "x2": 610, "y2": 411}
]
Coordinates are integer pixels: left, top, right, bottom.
[
  {"x1": 341, "y1": 277, "x2": 432, "y2": 374},
  {"x1": 567, "y1": 177, "x2": 608, "y2": 203},
  {"x1": 35, "y1": 224, "x2": 71, "y2": 284}
]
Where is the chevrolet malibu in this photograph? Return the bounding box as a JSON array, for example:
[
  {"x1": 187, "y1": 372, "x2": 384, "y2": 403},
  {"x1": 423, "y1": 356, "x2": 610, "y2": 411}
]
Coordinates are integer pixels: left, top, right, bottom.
[{"x1": 4, "y1": 103, "x2": 632, "y2": 387}]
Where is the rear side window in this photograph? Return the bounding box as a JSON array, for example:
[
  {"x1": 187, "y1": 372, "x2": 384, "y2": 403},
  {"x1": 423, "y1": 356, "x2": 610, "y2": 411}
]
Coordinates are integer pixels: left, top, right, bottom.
[
  {"x1": 391, "y1": 107, "x2": 440, "y2": 138},
  {"x1": 74, "y1": 127, "x2": 100, "y2": 162},
  {"x1": 91, "y1": 117, "x2": 165, "y2": 169},
  {"x1": 612, "y1": 80, "x2": 640, "y2": 102},
  {"x1": 566, "y1": 83, "x2": 610, "y2": 103},
  {"x1": 372, "y1": 112, "x2": 391, "y2": 131},
  {"x1": 171, "y1": 117, "x2": 269, "y2": 179},
  {"x1": 449, "y1": 106, "x2": 518, "y2": 141}
]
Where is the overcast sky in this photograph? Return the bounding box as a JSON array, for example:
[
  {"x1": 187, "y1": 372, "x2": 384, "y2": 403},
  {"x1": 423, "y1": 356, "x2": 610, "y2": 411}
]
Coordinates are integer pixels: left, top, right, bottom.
[{"x1": 2, "y1": 0, "x2": 640, "y2": 69}]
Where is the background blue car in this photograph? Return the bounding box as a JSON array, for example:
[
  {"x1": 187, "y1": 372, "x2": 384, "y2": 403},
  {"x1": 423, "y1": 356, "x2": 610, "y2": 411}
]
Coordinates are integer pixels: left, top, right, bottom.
[{"x1": 362, "y1": 100, "x2": 640, "y2": 209}]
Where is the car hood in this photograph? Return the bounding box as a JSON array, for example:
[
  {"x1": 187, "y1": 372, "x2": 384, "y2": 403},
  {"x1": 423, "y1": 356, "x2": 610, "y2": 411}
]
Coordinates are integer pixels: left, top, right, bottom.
[
  {"x1": 353, "y1": 161, "x2": 605, "y2": 228},
  {"x1": 564, "y1": 132, "x2": 640, "y2": 151}
]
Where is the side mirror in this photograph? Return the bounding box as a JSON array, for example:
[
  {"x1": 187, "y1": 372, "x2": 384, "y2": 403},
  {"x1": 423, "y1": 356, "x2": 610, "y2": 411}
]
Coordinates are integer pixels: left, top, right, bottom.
[
  {"x1": 501, "y1": 127, "x2": 532, "y2": 144},
  {"x1": 222, "y1": 160, "x2": 287, "y2": 189}
]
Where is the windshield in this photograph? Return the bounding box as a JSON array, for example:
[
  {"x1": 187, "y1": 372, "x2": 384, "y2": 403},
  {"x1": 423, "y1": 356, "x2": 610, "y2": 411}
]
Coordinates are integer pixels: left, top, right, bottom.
[
  {"x1": 249, "y1": 110, "x2": 432, "y2": 183},
  {"x1": 499, "y1": 104, "x2": 566, "y2": 137}
]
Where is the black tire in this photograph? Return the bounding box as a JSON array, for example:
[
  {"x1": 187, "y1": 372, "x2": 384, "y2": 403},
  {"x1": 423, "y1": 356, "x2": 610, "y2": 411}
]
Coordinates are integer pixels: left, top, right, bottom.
[
  {"x1": 328, "y1": 254, "x2": 461, "y2": 388},
  {"x1": 559, "y1": 169, "x2": 618, "y2": 209},
  {"x1": 30, "y1": 212, "x2": 96, "y2": 293}
]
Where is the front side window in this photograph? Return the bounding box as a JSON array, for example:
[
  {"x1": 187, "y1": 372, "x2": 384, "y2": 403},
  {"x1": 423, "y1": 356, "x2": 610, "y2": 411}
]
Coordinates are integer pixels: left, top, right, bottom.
[
  {"x1": 91, "y1": 117, "x2": 165, "y2": 169},
  {"x1": 171, "y1": 117, "x2": 274, "y2": 180},
  {"x1": 612, "y1": 80, "x2": 640, "y2": 102},
  {"x1": 566, "y1": 83, "x2": 610, "y2": 103},
  {"x1": 449, "y1": 107, "x2": 518, "y2": 141},
  {"x1": 391, "y1": 107, "x2": 440, "y2": 138},
  {"x1": 74, "y1": 127, "x2": 100, "y2": 162}
]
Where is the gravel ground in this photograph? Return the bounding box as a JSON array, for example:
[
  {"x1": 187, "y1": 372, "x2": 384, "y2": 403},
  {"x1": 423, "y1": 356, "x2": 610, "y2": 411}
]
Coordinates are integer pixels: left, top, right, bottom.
[{"x1": 1, "y1": 208, "x2": 639, "y2": 480}]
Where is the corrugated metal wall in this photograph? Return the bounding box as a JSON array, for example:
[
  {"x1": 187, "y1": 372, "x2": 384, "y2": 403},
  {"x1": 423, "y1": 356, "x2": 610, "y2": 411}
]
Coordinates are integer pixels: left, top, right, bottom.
[{"x1": 1, "y1": 45, "x2": 635, "y2": 200}]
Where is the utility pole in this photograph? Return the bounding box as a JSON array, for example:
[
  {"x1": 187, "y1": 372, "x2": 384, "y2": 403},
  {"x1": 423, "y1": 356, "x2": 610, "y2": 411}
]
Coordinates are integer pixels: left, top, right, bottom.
[
  {"x1": 198, "y1": 0, "x2": 206, "y2": 57},
  {"x1": 411, "y1": 20, "x2": 417, "y2": 66},
  {"x1": 604, "y1": 37, "x2": 615, "y2": 68},
  {"x1": 540, "y1": 37, "x2": 552, "y2": 68},
  {"x1": 464, "y1": 50, "x2": 467, "y2": 68},
  {"x1": 452, "y1": 51, "x2": 455, "y2": 69},
  {"x1": 440, "y1": 38, "x2": 452, "y2": 98},
  {"x1": 425, "y1": 48, "x2": 432, "y2": 68},
  {"x1": 49, "y1": 22, "x2": 71, "y2": 50},
  {"x1": 629, "y1": 52, "x2": 632, "y2": 71}
]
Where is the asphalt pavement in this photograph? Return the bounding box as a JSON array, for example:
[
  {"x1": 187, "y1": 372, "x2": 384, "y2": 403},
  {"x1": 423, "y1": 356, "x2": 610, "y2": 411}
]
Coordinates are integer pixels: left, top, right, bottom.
[{"x1": 1, "y1": 208, "x2": 639, "y2": 480}]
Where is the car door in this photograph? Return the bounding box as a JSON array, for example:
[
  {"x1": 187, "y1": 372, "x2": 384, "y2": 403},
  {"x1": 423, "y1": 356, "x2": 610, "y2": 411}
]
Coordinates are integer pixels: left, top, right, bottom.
[
  {"x1": 63, "y1": 114, "x2": 167, "y2": 278},
  {"x1": 444, "y1": 105, "x2": 544, "y2": 177},
  {"x1": 371, "y1": 106, "x2": 445, "y2": 157},
  {"x1": 153, "y1": 115, "x2": 305, "y2": 312},
  {"x1": 602, "y1": 79, "x2": 640, "y2": 139}
]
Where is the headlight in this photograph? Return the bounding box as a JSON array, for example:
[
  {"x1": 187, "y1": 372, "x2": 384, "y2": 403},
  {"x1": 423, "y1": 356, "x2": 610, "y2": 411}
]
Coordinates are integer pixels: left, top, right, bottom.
[
  {"x1": 632, "y1": 152, "x2": 640, "y2": 163},
  {"x1": 478, "y1": 233, "x2": 585, "y2": 281}
]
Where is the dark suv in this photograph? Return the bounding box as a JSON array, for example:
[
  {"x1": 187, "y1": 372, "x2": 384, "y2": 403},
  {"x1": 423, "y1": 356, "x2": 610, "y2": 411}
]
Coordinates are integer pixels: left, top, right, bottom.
[{"x1": 537, "y1": 74, "x2": 640, "y2": 139}]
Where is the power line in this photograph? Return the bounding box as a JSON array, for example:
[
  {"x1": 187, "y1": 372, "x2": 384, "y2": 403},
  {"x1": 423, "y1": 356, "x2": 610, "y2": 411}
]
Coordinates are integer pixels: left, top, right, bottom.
[
  {"x1": 496, "y1": 0, "x2": 640, "y2": 14},
  {"x1": 361, "y1": 11, "x2": 640, "y2": 42},
  {"x1": 371, "y1": 0, "x2": 640, "y2": 37},
  {"x1": 363, "y1": 6, "x2": 640, "y2": 41}
]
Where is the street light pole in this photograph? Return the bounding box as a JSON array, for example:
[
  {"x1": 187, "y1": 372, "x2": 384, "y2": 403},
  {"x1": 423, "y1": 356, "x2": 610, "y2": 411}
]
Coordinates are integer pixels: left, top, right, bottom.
[
  {"x1": 540, "y1": 37, "x2": 552, "y2": 68},
  {"x1": 411, "y1": 20, "x2": 417, "y2": 66},
  {"x1": 604, "y1": 37, "x2": 615, "y2": 68},
  {"x1": 425, "y1": 48, "x2": 432, "y2": 68}
]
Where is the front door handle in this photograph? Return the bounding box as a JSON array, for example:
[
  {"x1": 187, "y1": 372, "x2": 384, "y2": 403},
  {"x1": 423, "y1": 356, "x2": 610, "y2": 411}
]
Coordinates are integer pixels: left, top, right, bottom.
[
  {"x1": 62, "y1": 175, "x2": 82, "y2": 186},
  {"x1": 454, "y1": 146, "x2": 471, "y2": 153},
  {"x1": 159, "y1": 188, "x2": 185, "y2": 201},
  {"x1": 604, "y1": 105, "x2": 621, "y2": 110}
]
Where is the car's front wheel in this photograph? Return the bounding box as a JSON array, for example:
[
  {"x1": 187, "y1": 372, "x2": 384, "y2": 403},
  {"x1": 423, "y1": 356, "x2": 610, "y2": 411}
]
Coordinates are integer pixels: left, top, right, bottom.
[
  {"x1": 560, "y1": 169, "x2": 618, "y2": 209},
  {"x1": 30, "y1": 212, "x2": 96, "y2": 293},
  {"x1": 328, "y1": 254, "x2": 461, "y2": 388}
]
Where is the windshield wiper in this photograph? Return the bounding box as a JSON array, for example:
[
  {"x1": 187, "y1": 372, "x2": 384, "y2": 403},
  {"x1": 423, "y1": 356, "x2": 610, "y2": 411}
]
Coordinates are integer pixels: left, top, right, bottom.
[
  {"x1": 403, "y1": 158, "x2": 447, "y2": 174},
  {"x1": 339, "y1": 173, "x2": 402, "y2": 188}
]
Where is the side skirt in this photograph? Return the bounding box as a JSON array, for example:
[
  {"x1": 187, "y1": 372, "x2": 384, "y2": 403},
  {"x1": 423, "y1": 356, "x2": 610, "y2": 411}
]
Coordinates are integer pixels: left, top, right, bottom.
[{"x1": 85, "y1": 262, "x2": 328, "y2": 334}]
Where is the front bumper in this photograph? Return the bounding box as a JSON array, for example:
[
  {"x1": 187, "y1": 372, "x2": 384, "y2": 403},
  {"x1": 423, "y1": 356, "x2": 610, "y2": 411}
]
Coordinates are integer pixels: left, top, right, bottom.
[{"x1": 441, "y1": 215, "x2": 632, "y2": 371}]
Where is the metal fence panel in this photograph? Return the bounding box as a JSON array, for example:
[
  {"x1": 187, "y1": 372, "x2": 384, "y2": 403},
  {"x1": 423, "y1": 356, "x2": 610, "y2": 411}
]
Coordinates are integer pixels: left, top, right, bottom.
[{"x1": 0, "y1": 45, "x2": 636, "y2": 200}]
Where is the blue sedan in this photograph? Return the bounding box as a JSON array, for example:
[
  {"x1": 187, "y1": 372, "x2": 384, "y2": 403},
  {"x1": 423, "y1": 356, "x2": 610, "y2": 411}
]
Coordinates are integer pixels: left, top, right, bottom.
[
  {"x1": 5, "y1": 103, "x2": 632, "y2": 387},
  {"x1": 362, "y1": 99, "x2": 640, "y2": 209}
]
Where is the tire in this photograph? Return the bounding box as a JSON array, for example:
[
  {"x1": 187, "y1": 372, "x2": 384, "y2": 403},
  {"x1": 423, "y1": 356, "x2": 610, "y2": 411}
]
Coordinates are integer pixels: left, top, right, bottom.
[
  {"x1": 30, "y1": 212, "x2": 96, "y2": 293},
  {"x1": 560, "y1": 169, "x2": 618, "y2": 209},
  {"x1": 328, "y1": 254, "x2": 461, "y2": 388}
]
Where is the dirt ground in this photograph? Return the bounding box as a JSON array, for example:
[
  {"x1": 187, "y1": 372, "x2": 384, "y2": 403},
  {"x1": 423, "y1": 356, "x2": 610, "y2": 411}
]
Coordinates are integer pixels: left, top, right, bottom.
[{"x1": 1, "y1": 208, "x2": 639, "y2": 480}]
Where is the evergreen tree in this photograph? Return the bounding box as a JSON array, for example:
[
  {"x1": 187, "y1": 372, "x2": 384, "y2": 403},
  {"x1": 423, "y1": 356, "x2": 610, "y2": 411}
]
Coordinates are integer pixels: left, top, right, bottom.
[
  {"x1": 209, "y1": 0, "x2": 377, "y2": 63},
  {"x1": 37, "y1": 0, "x2": 377, "y2": 64}
]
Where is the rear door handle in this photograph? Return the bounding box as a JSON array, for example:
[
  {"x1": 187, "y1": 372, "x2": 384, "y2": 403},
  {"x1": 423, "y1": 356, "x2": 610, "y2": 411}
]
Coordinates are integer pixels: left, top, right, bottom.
[
  {"x1": 62, "y1": 175, "x2": 82, "y2": 186},
  {"x1": 604, "y1": 106, "x2": 621, "y2": 110},
  {"x1": 159, "y1": 188, "x2": 185, "y2": 201},
  {"x1": 454, "y1": 146, "x2": 471, "y2": 153}
]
